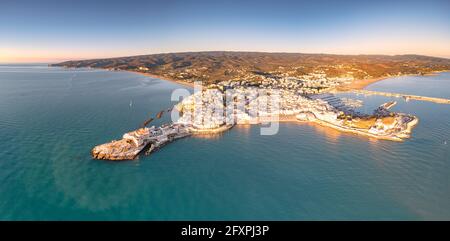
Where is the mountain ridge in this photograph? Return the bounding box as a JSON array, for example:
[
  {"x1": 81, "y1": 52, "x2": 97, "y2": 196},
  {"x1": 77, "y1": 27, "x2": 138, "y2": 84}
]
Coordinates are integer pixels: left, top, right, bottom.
[{"x1": 52, "y1": 51, "x2": 450, "y2": 85}]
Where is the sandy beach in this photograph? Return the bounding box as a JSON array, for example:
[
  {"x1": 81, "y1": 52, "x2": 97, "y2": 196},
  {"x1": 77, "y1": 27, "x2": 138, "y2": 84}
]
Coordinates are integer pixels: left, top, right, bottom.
[
  {"x1": 133, "y1": 71, "x2": 390, "y2": 91},
  {"x1": 129, "y1": 71, "x2": 195, "y2": 88},
  {"x1": 125, "y1": 68, "x2": 448, "y2": 93},
  {"x1": 336, "y1": 70, "x2": 449, "y2": 91},
  {"x1": 136, "y1": 72, "x2": 389, "y2": 91},
  {"x1": 130, "y1": 69, "x2": 389, "y2": 91},
  {"x1": 336, "y1": 76, "x2": 389, "y2": 91}
]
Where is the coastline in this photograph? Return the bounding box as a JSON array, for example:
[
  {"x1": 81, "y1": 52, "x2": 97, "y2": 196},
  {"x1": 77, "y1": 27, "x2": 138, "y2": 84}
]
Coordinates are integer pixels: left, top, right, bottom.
[
  {"x1": 234, "y1": 114, "x2": 411, "y2": 141},
  {"x1": 128, "y1": 71, "x2": 195, "y2": 88},
  {"x1": 131, "y1": 70, "x2": 423, "y2": 142},
  {"x1": 132, "y1": 70, "x2": 447, "y2": 92},
  {"x1": 336, "y1": 70, "x2": 449, "y2": 91},
  {"x1": 90, "y1": 67, "x2": 430, "y2": 161},
  {"x1": 127, "y1": 69, "x2": 390, "y2": 91},
  {"x1": 190, "y1": 124, "x2": 233, "y2": 134},
  {"x1": 70, "y1": 66, "x2": 448, "y2": 93},
  {"x1": 310, "y1": 118, "x2": 403, "y2": 142},
  {"x1": 337, "y1": 76, "x2": 389, "y2": 91}
]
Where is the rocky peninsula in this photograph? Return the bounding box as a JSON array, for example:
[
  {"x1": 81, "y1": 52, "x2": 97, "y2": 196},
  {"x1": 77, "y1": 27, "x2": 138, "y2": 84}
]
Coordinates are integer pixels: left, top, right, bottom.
[{"x1": 51, "y1": 52, "x2": 450, "y2": 160}]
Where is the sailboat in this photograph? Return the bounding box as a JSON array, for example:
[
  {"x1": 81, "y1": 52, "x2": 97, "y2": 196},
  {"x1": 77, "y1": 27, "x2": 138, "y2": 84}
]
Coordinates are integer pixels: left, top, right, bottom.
[{"x1": 129, "y1": 100, "x2": 133, "y2": 108}]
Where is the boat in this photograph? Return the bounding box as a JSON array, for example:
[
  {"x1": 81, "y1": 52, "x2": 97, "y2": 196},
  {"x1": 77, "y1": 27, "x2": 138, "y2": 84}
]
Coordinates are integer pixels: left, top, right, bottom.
[{"x1": 142, "y1": 117, "x2": 154, "y2": 127}]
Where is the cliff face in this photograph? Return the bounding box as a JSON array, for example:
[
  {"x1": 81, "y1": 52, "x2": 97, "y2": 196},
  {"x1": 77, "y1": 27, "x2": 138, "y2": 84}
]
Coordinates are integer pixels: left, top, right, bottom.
[{"x1": 52, "y1": 51, "x2": 450, "y2": 85}]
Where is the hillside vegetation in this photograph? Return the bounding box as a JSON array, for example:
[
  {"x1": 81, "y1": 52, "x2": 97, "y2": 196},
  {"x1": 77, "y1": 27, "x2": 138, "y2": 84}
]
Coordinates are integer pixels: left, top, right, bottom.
[{"x1": 53, "y1": 51, "x2": 450, "y2": 85}]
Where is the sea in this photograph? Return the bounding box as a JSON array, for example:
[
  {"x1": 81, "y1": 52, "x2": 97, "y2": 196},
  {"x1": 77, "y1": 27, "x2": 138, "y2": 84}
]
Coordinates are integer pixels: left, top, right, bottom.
[{"x1": 0, "y1": 64, "x2": 449, "y2": 220}]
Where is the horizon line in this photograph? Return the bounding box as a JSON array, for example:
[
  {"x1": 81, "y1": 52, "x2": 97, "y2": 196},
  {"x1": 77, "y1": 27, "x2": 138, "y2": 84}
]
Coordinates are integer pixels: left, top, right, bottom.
[{"x1": 2, "y1": 50, "x2": 450, "y2": 64}]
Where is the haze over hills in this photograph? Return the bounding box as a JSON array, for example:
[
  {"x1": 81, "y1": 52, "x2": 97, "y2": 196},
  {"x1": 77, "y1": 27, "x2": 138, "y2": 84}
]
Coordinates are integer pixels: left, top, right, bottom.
[{"x1": 53, "y1": 51, "x2": 450, "y2": 85}]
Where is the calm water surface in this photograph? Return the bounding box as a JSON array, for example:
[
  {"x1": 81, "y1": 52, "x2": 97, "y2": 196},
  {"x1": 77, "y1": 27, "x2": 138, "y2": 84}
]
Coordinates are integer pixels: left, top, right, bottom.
[{"x1": 0, "y1": 65, "x2": 449, "y2": 220}]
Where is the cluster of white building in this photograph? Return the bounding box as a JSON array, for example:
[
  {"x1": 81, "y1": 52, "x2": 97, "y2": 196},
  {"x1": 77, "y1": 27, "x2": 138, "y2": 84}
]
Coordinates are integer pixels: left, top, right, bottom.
[
  {"x1": 122, "y1": 123, "x2": 190, "y2": 149},
  {"x1": 213, "y1": 71, "x2": 355, "y2": 95},
  {"x1": 92, "y1": 123, "x2": 192, "y2": 160},
  {"x1": 174, "y1": 83, "x2": 417, "y2": 140},
  {"x1": 175, "y1": 86, "x2": 346, "y2": 128},
  {"x1": 176, "y1": 89, "x2": 227, "y2": 129}
]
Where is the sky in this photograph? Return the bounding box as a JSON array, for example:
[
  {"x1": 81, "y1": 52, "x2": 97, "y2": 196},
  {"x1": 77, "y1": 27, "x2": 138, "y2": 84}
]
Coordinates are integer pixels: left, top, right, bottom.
[{"x1": 1, "y1": 0, "x2": 449, "y2": 63}]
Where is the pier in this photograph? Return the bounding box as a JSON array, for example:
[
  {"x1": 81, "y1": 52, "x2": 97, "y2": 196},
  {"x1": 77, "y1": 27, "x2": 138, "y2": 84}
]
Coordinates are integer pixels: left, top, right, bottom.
[{"x1": 349, "y1": 90, "x2": 450, "y2": 105}]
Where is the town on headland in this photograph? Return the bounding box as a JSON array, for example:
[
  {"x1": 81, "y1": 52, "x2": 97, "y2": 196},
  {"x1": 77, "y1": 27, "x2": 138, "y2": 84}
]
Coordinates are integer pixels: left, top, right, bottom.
[{"x1": 52, "y1": 52, "x2": 450, "y2": 161}]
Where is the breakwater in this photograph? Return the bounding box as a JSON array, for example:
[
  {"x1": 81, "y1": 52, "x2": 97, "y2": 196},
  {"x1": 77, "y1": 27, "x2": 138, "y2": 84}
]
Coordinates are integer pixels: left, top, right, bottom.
[{"x1": 348, "y1": 89, "x2": 450, "y2": 105}]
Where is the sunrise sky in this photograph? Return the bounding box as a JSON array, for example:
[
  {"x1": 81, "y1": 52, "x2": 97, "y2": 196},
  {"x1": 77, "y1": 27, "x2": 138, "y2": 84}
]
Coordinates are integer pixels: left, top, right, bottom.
[{"x1": 1, "y1": 0, "x2": 449, "y2": 63}]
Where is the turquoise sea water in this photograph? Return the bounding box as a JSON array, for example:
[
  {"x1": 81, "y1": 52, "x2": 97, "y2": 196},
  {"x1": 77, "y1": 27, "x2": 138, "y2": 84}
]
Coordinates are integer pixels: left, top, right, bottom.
[{"x1": 0, "y1": 64, "x2": 449, "y2": 220}]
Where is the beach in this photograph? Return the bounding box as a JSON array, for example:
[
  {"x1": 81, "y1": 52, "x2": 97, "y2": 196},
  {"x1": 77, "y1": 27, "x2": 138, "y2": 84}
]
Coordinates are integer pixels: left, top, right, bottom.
[
  {"x1": 337, "y1": 77, "x2": 389, "y2": 90},
  {"x1": 336, "y1": 70, "x2": 449, "y2": 91},
  {"x1": 129, "y1": 71, "x2": 196, "y2": 88}
]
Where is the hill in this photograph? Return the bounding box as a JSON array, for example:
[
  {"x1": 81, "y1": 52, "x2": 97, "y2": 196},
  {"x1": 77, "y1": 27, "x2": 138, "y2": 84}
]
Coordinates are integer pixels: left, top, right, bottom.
[{"x1": 52, "y1": 51, "x2": 450, "y2": 85}]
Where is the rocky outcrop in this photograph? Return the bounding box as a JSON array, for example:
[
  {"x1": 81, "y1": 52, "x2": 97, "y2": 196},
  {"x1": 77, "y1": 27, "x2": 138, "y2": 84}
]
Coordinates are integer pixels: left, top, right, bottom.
[
  {"x1": 91, "y1": 139, "x2": 142, "y2": 161},
  {"x1": 91, "y1": 124, "x2": 192, "y2": 161}
]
